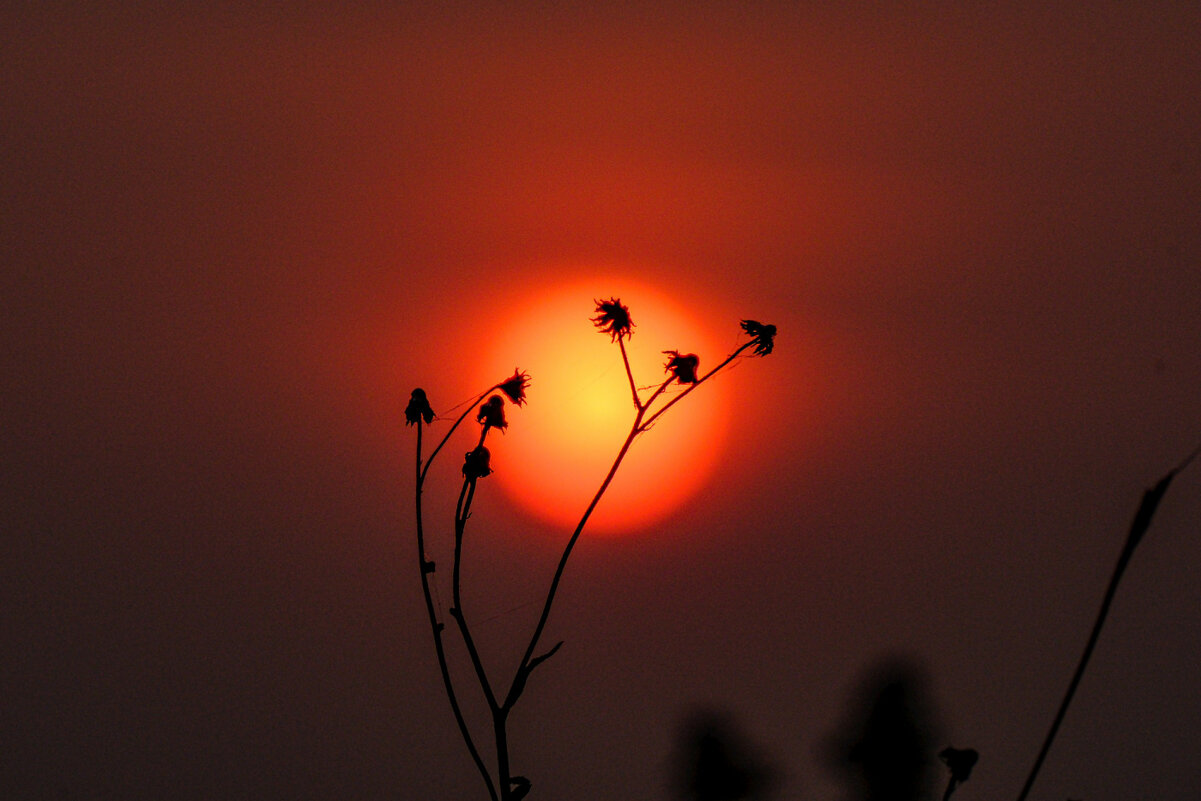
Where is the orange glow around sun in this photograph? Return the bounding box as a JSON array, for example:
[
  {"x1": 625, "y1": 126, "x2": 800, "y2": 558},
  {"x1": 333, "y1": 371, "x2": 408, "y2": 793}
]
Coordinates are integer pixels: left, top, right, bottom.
[{"x1": 482, "y1": 278, "x2": 730, "y2": 535}]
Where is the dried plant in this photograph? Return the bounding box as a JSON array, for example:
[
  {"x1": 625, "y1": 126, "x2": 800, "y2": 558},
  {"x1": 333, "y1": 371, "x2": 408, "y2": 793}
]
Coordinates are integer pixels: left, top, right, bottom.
[{"x1": 406, "y1": 298, "x2": 775, "y2": 800}]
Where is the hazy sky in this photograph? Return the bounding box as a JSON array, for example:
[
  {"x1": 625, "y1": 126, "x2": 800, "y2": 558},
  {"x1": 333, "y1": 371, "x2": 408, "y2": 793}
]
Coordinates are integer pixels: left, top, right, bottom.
[{"x1": 4, "y1": 3, "x2": 1200, "y2": 800}]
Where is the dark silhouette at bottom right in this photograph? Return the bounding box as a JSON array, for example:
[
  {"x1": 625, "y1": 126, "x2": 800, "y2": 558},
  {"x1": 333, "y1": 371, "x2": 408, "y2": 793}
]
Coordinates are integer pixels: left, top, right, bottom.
[{"x1": 673, "y1": 655, "x2": 978, "y2": 801}]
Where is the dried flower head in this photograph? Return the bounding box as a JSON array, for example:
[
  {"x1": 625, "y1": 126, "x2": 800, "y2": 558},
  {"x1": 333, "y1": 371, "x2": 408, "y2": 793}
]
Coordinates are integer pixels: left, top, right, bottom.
[
  {"x1": 405, "y1": 388, "x2": 435, "y2": 426},
  {"x1": 462, "y1": 445, "x2": 492, "y2": 479},
  {"x1": 592, "y1": 297, "x2": 634, "y2": 342},
  {"x1": 498, "y1": 369, "x2": 530, "y2": 406},
  {"x1": 663, "y1": 351, "x2": 700, "y2": 384},
  {"x1": 476, "y1": 395, "x2": 508, "y2": 431},
  {"x1": 740, "y1": 319, "x2": 777, "y2": 356}
]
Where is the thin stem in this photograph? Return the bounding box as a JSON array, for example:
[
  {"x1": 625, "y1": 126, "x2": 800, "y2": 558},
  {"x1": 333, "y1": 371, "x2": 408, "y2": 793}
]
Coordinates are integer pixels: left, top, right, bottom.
[
  {"x1": 414, "y1": 419, "x2": 498, "y2": 801},
  {"x1": 618, "y1": 337, "x2": 642, "y2": 411}
]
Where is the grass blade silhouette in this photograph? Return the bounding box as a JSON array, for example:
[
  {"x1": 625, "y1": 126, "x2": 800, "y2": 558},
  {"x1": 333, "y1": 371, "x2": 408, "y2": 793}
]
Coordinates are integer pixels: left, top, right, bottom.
[{"x1": 1016, "y1": 443, "x2": 1200, "y2": 801}]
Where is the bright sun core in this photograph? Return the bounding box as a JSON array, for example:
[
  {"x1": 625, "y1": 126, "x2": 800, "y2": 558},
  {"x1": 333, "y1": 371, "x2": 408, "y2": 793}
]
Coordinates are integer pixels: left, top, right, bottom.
[{"x1": 483, "y1": 279, "x2": 729, "y2": 535}]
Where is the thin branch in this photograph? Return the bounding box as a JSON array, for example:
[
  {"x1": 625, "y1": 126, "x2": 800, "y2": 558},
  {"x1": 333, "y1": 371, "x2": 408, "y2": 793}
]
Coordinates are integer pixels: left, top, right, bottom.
[
  {"x1": 505, "y1": 640, "x2": 565, "y2": 712},
  {"x1": 618, "y1": 337, "x2": 642, "y2": 411},
  {"x1": 527, "y1": 641, "x2": 564, "y2": 674},
  {"x1": 414, "y1": 418, "x2": 499, "y2": 801}
]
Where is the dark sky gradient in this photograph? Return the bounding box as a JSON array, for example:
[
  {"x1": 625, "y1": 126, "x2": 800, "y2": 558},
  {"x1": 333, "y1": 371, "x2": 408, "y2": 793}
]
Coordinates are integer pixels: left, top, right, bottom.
[{"x1": 4, "y1": 3, "x2": 1200, "y2": 799}]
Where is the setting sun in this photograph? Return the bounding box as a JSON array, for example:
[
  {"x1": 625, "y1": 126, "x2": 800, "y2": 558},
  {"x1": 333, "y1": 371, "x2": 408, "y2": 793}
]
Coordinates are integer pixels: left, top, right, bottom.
[{"x1": 483, "y1": 279, "x2": 731, "y2": 534}]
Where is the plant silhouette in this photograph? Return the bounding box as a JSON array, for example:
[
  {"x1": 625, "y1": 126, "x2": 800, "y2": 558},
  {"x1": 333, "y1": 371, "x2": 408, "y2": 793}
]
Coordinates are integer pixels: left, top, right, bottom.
[
  {"x1": 407, "y1": 293, "x2": 1196, "y2": 801},
  {"x1": 407, "y1": 299, "x2": 776, "y2": 800}
]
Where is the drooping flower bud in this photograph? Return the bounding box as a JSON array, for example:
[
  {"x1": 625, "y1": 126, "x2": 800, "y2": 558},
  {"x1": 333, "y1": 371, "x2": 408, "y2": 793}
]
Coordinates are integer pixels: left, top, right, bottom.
[
  {"x1": 462, "y1": 445, "x2": 492, "y2": 479},
  {"x1": 405, "y1": 388, "x2": 435, "y2": 426},
  {"x1": 476, "y1": 395, "x2": 508, "y2": 430}
]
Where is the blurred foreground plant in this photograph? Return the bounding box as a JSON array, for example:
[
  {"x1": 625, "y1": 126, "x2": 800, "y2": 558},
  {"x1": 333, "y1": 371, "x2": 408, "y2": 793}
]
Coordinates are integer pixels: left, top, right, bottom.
[{"x1": 406, "y1": 299, "x2": 776, "y2": 800}]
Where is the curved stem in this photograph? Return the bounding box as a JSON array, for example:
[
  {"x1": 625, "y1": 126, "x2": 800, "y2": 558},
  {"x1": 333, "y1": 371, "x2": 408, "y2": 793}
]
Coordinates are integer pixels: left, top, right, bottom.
[{"x1": 414, "y1": 419, "x2": 499, "y2": 801}]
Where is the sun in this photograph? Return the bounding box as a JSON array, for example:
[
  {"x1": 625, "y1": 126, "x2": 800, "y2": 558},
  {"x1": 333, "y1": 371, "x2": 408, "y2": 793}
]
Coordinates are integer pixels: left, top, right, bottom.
[{"x1": 482, "y1": 278, "x2": 730, "y2": 535}]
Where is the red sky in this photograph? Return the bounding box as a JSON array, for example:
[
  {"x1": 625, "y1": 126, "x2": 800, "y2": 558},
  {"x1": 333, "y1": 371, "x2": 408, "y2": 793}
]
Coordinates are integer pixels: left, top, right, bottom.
[{"x1": 4, "y1": 3, "x2": 1201, "y2": 800}]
